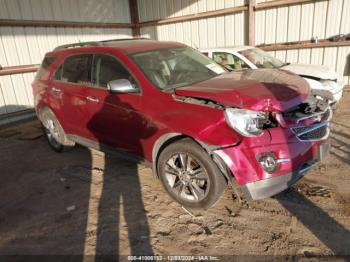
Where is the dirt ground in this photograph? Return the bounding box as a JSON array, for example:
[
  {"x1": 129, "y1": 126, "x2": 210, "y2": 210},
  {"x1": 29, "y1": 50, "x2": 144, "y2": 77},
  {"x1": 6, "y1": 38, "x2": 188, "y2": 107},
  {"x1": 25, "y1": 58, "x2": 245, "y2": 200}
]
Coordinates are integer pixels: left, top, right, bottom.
[{"x1": 0, "y1": 93, "x2": 349, "y2": 260}]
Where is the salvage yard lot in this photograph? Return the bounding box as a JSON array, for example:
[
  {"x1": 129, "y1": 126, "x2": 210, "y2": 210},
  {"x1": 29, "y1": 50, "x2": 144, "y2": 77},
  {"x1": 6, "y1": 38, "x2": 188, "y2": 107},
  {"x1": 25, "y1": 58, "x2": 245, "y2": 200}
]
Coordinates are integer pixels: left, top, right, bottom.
[{"x1": 0, "y1": 93, "x2": 349, "y2": 257}]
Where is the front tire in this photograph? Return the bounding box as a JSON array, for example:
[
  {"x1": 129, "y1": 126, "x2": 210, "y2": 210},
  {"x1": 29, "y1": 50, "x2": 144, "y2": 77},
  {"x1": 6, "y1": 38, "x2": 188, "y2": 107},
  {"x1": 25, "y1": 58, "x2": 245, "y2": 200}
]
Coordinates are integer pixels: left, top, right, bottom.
[
  {"x1": 157, "y1": 139, "x2": 227, "y2": 210},
  {"x1": 41, "y1": 109, "x2": 75, "y2": 153}
]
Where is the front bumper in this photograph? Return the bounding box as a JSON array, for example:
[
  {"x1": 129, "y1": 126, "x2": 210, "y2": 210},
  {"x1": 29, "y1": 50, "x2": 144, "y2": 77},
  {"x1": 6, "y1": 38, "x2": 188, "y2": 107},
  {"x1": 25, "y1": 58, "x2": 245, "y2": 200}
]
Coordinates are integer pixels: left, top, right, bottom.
[
  {"x1": 214, "y1": 128, "x2": 331, "y2": 200},
  {"x1": 241, "y1": 140, "x2": 330, "y2": 200}
]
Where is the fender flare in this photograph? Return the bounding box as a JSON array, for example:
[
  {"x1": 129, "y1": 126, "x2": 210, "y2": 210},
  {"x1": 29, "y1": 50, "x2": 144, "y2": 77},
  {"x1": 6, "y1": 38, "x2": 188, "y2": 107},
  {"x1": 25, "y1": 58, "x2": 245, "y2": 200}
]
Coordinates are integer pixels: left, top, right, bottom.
[{"x1": 152, "y1": 132, "x2": 184, "y2": 177}]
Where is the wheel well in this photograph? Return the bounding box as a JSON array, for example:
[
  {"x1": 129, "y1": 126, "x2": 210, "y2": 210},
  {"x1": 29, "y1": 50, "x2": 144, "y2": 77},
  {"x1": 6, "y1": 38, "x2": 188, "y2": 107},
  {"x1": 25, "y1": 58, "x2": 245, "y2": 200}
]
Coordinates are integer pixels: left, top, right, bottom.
[
  {"x1": 152, "y1": 134, "x2": 188, "y2": 178},
  {"x1": 152, "y1": 133, "x2": 231, "y2": 184},
  {"x1": 37, "y1": 106, "x2": 55, "y2": 123},
  {"x1": 37, "y1": 106, "x2": 47, "y2": 122},
  {"x1": 38, "y1": 107, "x2": 65, "y2": 131}
]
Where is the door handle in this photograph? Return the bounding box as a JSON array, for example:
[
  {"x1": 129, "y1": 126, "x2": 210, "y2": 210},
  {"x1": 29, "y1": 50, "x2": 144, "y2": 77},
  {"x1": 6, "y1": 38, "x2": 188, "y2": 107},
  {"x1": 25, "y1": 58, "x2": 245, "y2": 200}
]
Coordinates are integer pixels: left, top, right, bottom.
[
  {"x1": 52, "y1": 87, "x2": 62, "y2": 93},
  {"x1": 87, "y1": 96, "x2": 99, "y2": 103}
]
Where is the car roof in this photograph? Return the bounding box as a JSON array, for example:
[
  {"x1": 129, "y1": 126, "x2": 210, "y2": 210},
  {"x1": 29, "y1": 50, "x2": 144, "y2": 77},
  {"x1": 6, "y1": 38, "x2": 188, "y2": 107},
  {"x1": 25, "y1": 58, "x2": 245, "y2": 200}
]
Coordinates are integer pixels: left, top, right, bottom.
[
  {"x1": 106, "y1": 39, "x2": 187, "y2": 54},
  {"x1": 49, "y1": 38, "x2": 187, "y2": 56},
  {"x1": 200, "y1": 46, "x2": 254, "y2": 53}
]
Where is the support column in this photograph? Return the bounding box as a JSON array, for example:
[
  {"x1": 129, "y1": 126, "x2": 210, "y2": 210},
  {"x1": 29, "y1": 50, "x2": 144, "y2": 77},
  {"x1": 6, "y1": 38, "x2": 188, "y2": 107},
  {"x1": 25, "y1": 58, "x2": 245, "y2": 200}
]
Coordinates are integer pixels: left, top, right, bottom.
[
  {"x1": 129, "y1": 0, "x2": 140, "y2": 37},
  {"x1": 248, "y1": 0, "x2": 256, "y2": 46}
]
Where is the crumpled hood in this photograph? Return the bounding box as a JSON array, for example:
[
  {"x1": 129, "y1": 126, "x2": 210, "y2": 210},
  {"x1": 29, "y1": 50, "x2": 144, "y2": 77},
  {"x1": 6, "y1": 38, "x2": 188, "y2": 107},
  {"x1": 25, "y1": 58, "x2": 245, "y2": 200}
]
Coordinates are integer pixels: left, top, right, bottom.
[
  {"x1": 175, "y1": 69, "x2": 310, "y2": 112},
  {"x1": 283, "y1": 63, "x2": 338, "y2": 80}
]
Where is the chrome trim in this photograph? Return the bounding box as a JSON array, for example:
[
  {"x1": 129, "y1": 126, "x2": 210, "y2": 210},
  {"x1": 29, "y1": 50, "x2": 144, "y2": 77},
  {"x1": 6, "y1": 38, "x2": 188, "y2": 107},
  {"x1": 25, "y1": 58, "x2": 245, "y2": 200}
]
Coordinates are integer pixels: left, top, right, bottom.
[
  {"x1": 296, "y1": 106, "x2": 331, "y2": 123},
  {"x1": 276, "y1": 158, "x2": 291, "y2": 164},
  {"x1": 298, "y1": 128, "x2": 330, "y2": 142},
  {"x1": 293, "y1": 121, "x2": 329, "y2": 136},
  {"x1": 292, "y1": 121, "x2": 330, "y2": 142},
  {"x1": 86, "y1": 96, "x2": 99, "y2": 103}
]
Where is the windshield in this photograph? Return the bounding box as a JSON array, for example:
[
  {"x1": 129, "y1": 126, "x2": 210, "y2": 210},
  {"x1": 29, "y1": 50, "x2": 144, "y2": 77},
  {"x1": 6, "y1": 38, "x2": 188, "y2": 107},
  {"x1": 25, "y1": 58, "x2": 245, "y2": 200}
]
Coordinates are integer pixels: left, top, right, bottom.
[
  {"x1": 239, "y1": 48, "x2": 288, "y2": 69},
  {"x1": 130, "y1": 47, "x2": 226, "y2": 90}
]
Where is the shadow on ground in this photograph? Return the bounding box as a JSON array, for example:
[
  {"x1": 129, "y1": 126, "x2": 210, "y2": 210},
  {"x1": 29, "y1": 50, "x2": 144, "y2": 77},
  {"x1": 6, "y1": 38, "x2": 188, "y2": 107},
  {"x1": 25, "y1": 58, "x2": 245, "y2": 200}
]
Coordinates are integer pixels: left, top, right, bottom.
[{"x1": 276, "y1": 188, "x2": 350, "y2": 256}]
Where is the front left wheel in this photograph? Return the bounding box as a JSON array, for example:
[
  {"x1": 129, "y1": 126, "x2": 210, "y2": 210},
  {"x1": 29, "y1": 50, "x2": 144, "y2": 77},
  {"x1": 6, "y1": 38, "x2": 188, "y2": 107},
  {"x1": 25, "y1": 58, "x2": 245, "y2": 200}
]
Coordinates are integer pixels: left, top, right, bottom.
[{"x1": 157, "y1": 139, "x2": 227, "y2": 210}]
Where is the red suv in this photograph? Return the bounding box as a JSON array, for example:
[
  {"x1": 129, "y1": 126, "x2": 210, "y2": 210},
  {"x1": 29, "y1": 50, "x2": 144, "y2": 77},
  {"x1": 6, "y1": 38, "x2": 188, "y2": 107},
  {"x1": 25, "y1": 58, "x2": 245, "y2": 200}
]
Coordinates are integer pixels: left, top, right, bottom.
[{"x1": 32, "y1": 39, "x2": 331, "y2": 210}]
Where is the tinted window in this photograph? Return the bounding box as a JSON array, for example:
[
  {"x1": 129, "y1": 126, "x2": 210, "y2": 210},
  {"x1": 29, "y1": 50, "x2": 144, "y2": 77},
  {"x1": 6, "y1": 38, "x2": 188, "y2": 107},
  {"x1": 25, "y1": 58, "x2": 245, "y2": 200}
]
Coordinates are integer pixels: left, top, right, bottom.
[
  {"x1": 92, "y1": 54, "x2": 134, "y2": 88},
  {"x1": 61, "y1": 54, "x2": 92, "y2": 84},
  {"x1": 36, "y1": 56, "x2": 55, "y2": 79},
  {"x1": 54, "y1": 64, "x2": 63, "y2": 80}
]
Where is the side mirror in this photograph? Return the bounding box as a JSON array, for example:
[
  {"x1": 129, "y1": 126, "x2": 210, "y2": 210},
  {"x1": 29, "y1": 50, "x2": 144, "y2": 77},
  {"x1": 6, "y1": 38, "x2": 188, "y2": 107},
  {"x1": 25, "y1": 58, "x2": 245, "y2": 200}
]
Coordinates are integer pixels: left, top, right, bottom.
[{"x1": 107, "y1": 79, "x2": 138, "y2": 94}]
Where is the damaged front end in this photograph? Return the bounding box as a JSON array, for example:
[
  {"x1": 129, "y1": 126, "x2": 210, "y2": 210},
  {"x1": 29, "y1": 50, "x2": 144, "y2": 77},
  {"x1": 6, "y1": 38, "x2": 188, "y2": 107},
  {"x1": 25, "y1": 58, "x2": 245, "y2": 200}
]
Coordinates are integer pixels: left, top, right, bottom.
[
  {"x1": 175, "y1": 95, "x2": 225, "y2": 110},
  {"x1": 213, "y1": 96, "x2": 332, "y2": 200}
]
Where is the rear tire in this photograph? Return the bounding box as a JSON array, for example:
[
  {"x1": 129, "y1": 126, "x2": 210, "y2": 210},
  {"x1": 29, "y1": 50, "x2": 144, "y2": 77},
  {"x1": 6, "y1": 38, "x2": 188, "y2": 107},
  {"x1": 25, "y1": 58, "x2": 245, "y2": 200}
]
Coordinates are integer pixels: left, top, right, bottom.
[
  {"x1": 157, "y1": 139, "x2": 227, "y2": 210},
  {"x1": 41, "y1": 109, "x2": 75, "y2": 153}
]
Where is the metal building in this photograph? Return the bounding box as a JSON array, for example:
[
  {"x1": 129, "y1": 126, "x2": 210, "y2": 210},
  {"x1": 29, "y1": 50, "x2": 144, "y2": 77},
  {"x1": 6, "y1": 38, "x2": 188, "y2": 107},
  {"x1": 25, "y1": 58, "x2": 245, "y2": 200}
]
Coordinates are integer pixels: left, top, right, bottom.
[{"x1": 0, "y1": 0, "x2": 349, "y2": 121}]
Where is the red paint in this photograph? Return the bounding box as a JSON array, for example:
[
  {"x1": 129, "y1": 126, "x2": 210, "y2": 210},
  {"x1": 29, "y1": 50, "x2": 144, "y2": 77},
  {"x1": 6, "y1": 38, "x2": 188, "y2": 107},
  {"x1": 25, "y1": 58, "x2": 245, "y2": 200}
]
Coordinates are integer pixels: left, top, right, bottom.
[
  {"x1": 33, "y1": 40, "x2": 328, "y2": 188},
  {"x1": 175, "y1": 69, "x2": 310, "y2": 112},
  {"x1": 214, "y1": 128, "x2": 327, "y2": 185}
]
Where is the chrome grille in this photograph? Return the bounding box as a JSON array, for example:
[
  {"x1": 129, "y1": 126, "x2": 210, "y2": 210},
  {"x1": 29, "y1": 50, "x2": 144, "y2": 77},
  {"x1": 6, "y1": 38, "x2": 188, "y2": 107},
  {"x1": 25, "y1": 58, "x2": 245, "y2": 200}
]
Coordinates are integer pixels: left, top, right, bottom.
[
  {"x1": 296, "y1": 107, "x2": 332, "y2": 124},
  {"x1": 298, "y1": 125, "x2": 328, "y2": 140},
  {"x1": 292, "y1": 122, "x2": 330, "y2": 141}
]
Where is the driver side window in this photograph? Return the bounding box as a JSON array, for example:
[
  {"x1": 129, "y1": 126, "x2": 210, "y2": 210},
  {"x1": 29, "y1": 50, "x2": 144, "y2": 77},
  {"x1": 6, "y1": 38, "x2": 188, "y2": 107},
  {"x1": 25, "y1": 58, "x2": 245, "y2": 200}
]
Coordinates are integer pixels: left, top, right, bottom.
[
  {"x1": 212, "y1": 52, "x2": 249, "y2": 71},
  {"x1": 92, "y1": 54, "x2": 136, "y2": 89}
]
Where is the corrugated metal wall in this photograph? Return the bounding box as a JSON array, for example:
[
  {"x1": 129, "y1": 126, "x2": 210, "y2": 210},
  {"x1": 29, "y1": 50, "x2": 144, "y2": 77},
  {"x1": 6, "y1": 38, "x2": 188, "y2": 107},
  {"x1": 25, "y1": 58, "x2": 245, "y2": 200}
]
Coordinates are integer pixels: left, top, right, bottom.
[
  {"x1": 1, "y1": 0, "x2": 349, "y2": 116},
  {"x1": 0, "y1": 0, "x2": 132, "y2": 115},
  {"x1": 139, "y1": 0, "x2": 350, "y2": 85},
  {"x1": 139, "y1": 0, "x2": 247, "y2": 48},
  {"x1": 256, "y1": 0, "x2": 350, "y2": 85}
]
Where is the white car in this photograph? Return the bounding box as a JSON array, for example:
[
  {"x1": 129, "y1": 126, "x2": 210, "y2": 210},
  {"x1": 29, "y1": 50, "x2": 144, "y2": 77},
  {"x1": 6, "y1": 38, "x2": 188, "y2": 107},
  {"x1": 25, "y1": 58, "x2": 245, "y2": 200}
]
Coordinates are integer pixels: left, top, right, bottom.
[{"x1": 201, "y1": 46, "x2": 344, "y2": 105}]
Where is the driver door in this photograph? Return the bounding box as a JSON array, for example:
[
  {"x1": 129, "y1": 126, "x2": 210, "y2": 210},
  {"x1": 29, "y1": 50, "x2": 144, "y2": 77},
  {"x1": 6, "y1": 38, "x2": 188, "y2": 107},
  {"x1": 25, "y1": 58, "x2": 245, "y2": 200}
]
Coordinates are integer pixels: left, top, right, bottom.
[{"x1": 84, "y1": 53, "x2": 144, "y2": 155}]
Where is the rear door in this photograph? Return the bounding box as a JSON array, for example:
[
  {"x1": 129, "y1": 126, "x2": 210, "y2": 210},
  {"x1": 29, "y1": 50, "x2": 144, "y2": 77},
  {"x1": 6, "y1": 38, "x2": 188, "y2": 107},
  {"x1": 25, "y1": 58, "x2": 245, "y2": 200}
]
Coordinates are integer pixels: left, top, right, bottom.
[
  {"x1": 84, "y1": 53, "x2": 145, "y2": 154},
  {"x1": 52, "y1": 54, "x2": 93, "y2": 137}
]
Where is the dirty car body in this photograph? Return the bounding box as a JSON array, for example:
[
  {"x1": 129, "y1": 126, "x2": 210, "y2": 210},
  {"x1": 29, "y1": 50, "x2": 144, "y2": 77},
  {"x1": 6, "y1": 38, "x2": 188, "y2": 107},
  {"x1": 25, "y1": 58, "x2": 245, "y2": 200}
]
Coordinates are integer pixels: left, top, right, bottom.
[{"x1": 33, "y1": 39, "x2": 331, "y2": 209}]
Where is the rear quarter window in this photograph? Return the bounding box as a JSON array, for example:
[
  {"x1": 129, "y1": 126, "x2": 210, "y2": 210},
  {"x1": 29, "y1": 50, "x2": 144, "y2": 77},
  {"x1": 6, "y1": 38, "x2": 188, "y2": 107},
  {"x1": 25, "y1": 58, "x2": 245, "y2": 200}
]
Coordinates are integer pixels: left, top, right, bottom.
[{"x1": 35, "y1": 56, "x2": 56, "y2": 80}]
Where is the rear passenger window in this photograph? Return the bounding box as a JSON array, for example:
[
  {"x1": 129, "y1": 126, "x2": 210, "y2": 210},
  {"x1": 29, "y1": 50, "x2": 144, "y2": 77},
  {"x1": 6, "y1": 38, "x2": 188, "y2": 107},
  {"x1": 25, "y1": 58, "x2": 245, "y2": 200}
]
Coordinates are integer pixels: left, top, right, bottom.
[
  {"x1": 61, "y1": 54, "x2": 92, "y2": 84},
  {"x1": 92, "y1": 54, "x2": 135, "y2": 88}
]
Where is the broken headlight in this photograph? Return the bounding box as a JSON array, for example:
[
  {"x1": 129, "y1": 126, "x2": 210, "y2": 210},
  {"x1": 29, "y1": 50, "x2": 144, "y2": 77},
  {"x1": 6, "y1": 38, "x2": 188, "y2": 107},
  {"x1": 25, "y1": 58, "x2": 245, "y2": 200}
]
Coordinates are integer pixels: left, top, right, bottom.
[{"x1": 224, "y1": 108, "x2": 268, "y2": 137}]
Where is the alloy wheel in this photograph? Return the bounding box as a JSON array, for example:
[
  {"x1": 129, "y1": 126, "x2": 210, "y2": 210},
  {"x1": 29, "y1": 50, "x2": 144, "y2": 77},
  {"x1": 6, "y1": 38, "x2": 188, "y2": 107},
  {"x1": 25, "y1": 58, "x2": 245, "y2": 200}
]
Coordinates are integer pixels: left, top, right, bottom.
[
  {"x1": 45, "y1": 119, "x2": 61, "y2": 148},
  {"x1": 164, "y1": 153, "x2": 210, "y2": 202}
]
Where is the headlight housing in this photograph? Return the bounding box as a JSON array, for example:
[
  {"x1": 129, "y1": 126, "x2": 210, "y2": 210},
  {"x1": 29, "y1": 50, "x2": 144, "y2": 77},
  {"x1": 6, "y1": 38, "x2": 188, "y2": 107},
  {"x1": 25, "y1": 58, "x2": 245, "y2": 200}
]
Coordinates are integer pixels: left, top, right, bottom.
[{"x1": 224, "y1": 108, "x2": 268, "y2": 137}]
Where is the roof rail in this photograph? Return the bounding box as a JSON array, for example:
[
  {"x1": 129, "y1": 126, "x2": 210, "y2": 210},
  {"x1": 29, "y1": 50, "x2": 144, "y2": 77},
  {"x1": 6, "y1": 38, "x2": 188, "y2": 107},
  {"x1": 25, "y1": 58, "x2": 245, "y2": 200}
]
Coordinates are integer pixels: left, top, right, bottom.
[
  {"x1": 100, "y1": 37, "x2": 149, "y2": 43},
  {"x1": 53, "y1": 41, "x2": 100, "y2": 51},
  {"x1": 53, "y1": 37, "x2": 150, "y2": 51}
]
